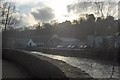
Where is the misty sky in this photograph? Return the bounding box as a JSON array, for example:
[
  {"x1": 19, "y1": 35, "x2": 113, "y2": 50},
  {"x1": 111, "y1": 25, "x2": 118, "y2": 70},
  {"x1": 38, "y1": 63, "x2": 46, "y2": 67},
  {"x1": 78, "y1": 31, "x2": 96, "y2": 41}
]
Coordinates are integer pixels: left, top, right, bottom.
[{"x1": 4, "y1": 0, "x2": 119, "y2": 27}]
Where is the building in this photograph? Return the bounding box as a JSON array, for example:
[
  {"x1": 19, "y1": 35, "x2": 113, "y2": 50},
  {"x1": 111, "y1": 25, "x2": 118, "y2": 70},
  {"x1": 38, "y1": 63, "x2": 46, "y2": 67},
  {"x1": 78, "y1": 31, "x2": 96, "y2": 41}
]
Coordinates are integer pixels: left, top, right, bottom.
[
  {"x1": 47, "y1": 35, "x2": 86, "y2": 48},
  {"x1": 26, "y1": 38, "x2": 37, "y2": 47},
  {"x1": 86, "y1": 35, "x2": 117, "y2": 49},
  {"x1": 59, "y1": 37, "x2": 81, "y2": 48},
  {"x1": 13, "y1": 35, "x2": 51, "y2": 48},
  {"x1": 47, "y1": 35, "x2": 63, "y2": 47}
]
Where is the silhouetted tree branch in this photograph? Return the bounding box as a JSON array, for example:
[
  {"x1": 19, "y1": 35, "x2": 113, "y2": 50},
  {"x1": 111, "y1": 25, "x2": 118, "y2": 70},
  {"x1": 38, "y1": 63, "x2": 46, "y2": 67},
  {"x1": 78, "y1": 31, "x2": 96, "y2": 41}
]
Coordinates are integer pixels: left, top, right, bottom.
[{"x1": 1, "y1": 1, "x2": 19, "y2": 31}]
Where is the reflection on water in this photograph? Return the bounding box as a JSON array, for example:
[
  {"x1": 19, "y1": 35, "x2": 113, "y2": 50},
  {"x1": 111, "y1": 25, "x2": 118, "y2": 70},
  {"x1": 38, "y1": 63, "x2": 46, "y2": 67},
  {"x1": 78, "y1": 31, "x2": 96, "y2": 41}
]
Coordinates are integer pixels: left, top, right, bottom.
[{"x1": 31, "y1": 51, "x2": 119, "y2": 78}]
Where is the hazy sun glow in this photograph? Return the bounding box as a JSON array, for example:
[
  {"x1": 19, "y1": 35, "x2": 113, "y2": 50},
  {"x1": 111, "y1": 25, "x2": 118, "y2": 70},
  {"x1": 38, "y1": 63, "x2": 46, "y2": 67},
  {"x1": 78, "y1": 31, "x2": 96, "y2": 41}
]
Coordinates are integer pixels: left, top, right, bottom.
[
  {"x1": 5, "y1": 0, "x2": 119, "y2": 26},
  {"x1": 7, "y1": 0, "x2": 77, "y2": 23},
  {"x1": 45, "y1": 0, "x2": 76, "y2": 22}
]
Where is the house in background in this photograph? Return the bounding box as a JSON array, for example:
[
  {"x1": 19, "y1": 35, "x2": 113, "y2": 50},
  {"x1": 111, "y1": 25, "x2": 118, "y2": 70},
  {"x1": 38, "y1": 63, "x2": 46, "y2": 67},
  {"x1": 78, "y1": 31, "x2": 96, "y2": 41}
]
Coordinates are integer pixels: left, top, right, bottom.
[
  {"x1": 30, "y1": 35, "x2": 51, "y2": 47},
  {"x1": 13, "y1": 34, "x2": 118, "y2": 49},
  {"x1": 86, "y1": 35, "x2": 118, "y2": 49},
  {"x1": 13, "y1": 35, "x2": 51, "y2": 48},
  {"x1": 46, "y1": 35, "x2": 63, "y2": 47},
  {"x1": 26, "y1": 38, "x2": 37, "y2": 47},
  {"x1": 59, "y1": 37, "x2": 82, "y2": 48},
  {"x1": 47, "y1": 35, "x2": 86, "y2": 48}
]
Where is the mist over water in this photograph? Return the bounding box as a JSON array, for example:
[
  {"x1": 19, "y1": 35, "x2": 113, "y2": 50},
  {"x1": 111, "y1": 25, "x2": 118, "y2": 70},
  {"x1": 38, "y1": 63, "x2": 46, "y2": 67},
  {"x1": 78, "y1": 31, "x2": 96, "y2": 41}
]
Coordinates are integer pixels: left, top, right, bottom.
[{"x1": 31, "y1": 51, "x2": 119, "y2": 78}]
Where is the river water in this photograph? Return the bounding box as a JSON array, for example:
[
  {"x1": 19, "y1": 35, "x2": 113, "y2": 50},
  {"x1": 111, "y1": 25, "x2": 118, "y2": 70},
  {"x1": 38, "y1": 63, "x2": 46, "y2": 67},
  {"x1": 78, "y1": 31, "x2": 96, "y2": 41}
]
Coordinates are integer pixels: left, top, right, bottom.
[{"x1": 30, "y1": 51, "x2": 119, "y2": 78}]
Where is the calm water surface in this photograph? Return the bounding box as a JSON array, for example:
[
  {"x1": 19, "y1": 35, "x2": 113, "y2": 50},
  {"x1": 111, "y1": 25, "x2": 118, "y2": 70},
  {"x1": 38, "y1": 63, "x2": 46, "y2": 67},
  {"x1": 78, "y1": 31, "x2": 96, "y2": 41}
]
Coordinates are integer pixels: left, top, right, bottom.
[{"x1": 30, "y1": 51, "x2": 119, "y2": 78}]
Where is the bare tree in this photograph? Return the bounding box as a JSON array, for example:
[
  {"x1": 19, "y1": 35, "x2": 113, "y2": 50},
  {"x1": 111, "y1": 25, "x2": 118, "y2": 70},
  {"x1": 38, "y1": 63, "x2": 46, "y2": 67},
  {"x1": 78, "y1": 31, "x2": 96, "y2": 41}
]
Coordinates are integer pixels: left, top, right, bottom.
[
  {"x1": 93, "y1": 1, "x2": 118, "y2": 18},
  {"x1": 94, "y1": 2, "x2": 104, "y2": 18},
  {"x1": 0, "y1": 1, "x2": 19, "y2": 31}
]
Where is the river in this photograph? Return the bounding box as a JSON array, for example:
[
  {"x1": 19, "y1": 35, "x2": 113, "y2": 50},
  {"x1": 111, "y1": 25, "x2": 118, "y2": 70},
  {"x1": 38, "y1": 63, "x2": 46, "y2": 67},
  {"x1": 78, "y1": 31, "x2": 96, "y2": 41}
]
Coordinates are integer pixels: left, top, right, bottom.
[{"x1": 30, "y1": 51, "x2": 119, "y2": 78}]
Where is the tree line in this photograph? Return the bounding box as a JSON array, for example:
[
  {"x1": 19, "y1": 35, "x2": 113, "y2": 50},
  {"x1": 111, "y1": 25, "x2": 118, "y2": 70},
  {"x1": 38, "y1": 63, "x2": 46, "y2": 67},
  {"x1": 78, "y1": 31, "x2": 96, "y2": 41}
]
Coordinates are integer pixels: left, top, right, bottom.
[
  {"x1": 0, "y1": 1, "x2": 119, "y2": 39},
  {"x1": 2, "y1": 14, "x2": 119, "y2": 39}
]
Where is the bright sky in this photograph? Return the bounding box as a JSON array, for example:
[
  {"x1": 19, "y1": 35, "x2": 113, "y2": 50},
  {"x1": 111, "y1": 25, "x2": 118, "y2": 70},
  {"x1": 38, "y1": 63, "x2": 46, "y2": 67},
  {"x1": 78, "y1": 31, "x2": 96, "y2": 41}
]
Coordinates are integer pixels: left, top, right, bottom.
[
  {"x1": 10, "y1": 0, "x2": 78, "y2": 26},
  {"x1": 7, "y1": 0, "x2": 76, "y2": 20},
  {"x1": 4, "y1": 0, "x2": 120, "y2": 27}
]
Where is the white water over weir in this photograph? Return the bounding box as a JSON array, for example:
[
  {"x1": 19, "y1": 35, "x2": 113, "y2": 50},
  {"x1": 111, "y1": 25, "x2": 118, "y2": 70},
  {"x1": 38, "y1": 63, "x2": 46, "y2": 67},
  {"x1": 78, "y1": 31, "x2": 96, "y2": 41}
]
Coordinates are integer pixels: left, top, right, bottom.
[{"x1": 30, "y1": 51, "x2": 119, "y2": 78}]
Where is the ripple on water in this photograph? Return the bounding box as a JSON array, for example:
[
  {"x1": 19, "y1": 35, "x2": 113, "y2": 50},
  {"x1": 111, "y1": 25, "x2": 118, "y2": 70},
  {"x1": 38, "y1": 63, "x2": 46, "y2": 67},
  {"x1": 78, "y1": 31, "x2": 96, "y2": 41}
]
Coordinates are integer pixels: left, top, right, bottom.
[{"x1": 30, "y1": 51, "x2": 119, "y2": 78}]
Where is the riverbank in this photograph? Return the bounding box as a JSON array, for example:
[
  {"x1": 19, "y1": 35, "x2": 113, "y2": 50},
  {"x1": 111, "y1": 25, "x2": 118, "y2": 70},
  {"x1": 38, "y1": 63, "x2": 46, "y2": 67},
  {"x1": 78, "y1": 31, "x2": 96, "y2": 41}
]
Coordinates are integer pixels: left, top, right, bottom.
[
  {"x1": 2, "y1": 49, "x2": 66, "y2": 78},
  {"x1": 8, "y1": 46, "x2": 119, "y2": 66},
  {"x1": 28, "y1": 51, "x2": 94, "y2": 79},
  {"x1": 25, "y1": 48, "x2": 119, "y2": 66},
  {"x1": 3, "y1": 49, "x2": 94, "y2": 79},
  {"x1": 29, "y1": 51, "x2": 119, "y2": 79}
]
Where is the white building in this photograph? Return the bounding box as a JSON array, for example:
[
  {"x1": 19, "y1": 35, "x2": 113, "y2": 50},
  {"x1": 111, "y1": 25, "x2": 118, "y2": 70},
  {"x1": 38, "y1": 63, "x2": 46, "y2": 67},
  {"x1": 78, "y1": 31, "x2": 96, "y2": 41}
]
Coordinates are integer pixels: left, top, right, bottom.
[{"x1": 26, "y1": 38, "x2": 37, "y2": 47}]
